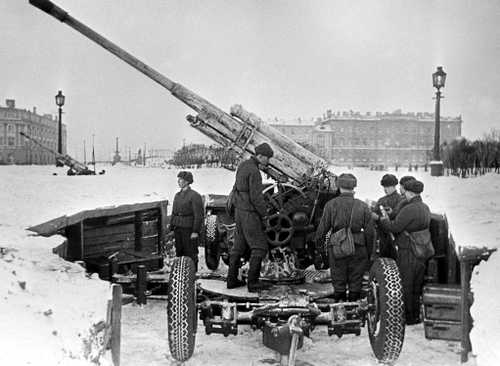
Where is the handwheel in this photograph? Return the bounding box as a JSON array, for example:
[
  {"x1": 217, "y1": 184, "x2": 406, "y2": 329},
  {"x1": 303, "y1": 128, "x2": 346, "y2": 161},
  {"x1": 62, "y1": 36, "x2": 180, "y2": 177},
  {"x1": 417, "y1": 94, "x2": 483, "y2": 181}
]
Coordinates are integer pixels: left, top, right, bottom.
[{"x1": 264, "y1": 213, "x2": 294, "y2": 247}]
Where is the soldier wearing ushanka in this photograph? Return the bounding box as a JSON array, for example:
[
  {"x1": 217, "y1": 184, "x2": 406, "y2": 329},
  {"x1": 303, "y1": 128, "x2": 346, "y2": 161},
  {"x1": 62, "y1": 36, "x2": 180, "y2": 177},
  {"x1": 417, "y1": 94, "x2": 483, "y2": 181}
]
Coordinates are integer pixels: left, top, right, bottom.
[
  {"x1": 315, "y1": 173, "x2": 375, "y2": 302},
  {"x1": 379, "y1": 179, "x2": 431, "y2": 325},
  {"x1": 226, "y1": 143, "x2": 274, "y2": 292},
  {"x1": 372, "y1": 174, "x2": 404, "y2": 259},
  {"x1": 171, "y1": 171, "x2": 203, "y2": 271}
]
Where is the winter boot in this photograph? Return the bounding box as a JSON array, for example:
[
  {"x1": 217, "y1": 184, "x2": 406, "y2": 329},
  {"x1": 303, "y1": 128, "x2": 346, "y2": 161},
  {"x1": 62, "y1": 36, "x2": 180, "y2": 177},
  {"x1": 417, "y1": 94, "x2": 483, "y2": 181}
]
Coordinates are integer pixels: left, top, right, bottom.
[
  {"x1": 347, "y1": 291, "x2": 361, "y2": 302},
  {"x1": 247, "y1": 255, "x2": 271, "y2": 292},
  {"x1": 227, "y1": 255, "x2": 246, "y2": 289},
  {"x1": 333, "y1": 291, "x2": 347, "y2": 302}
]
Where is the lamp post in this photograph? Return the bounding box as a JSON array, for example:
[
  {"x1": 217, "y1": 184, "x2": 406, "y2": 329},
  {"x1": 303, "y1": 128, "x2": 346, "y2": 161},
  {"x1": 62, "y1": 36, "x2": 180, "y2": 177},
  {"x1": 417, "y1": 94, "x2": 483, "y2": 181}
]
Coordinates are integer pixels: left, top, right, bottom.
[
  {"x1": 55, "y1": 90, "x2": 65, "y2": 167},
  {"x1": 430, "y1": 66, "x2": 446, "y2": 176}
]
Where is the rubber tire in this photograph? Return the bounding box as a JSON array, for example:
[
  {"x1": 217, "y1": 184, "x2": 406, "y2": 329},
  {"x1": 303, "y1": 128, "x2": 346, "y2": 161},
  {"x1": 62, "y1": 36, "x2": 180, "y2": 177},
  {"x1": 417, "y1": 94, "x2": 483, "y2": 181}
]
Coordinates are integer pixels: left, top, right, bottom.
[
  {"x1": 367, "y1": 257, "x2": 405, "y2": 363},
  {"x1": 204, "y1": 214, "x2": 220, "y2": 270},
  {"x1": 167, "y1": 256, "x2": 197, "y2": 362}
]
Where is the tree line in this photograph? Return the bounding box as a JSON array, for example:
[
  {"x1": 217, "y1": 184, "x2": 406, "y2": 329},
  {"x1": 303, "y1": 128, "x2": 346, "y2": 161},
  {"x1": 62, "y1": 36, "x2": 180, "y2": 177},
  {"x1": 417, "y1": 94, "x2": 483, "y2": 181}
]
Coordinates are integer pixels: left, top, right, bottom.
[{"x1": 442, "y1": 129, "x2": 500, "y2": 177}]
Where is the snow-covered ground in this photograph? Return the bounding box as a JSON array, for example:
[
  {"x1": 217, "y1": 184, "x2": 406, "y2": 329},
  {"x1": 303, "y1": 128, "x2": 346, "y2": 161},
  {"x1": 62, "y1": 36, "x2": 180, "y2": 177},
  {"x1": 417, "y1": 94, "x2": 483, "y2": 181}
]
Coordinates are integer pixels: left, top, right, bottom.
[{"x1": 1, "y1": 164, "x2": 499, "y2": 365}]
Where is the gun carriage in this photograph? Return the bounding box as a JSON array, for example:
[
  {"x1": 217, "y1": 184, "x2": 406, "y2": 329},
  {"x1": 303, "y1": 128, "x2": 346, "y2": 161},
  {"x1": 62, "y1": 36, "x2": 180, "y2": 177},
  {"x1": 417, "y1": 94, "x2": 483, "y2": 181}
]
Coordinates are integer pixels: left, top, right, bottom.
[{"x1": 29, "y1": 1, "x2": 465, "y2": 364}]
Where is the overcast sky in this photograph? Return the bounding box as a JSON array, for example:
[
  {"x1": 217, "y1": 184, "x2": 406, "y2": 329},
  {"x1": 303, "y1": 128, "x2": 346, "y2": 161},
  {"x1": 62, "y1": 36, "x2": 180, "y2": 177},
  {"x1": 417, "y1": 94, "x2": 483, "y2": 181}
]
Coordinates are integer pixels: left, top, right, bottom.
[{"x1": 2, "y1": 0, "x2": 500, "y2": 160}]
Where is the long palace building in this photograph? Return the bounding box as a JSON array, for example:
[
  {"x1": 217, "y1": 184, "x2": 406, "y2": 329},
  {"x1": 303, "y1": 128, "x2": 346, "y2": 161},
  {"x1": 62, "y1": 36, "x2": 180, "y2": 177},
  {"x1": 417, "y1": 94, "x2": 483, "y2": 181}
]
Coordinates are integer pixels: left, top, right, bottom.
[
  {"x1": 0, "y1": 99, "x2": 67, "y2": 165},
  {"x1": 271, "y1": 109, "x2": 462, "y2": 167}
]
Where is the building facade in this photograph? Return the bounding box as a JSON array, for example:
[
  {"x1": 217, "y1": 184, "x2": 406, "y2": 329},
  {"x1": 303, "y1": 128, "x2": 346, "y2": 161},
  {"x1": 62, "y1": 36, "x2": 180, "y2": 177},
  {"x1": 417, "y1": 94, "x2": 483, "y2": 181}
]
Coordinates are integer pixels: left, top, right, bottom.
[
  {"x1": 271, "y1": 110, "x2": 462, "y2": 167},
  {"x1": 0, "y1": 99, "x2": 67, "y2": 165}
]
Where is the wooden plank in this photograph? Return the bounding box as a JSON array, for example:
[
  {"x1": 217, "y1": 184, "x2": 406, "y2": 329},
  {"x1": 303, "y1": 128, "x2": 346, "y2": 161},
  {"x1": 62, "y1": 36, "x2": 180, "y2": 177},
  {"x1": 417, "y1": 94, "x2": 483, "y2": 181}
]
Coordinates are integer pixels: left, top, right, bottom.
[
  {"x1": 84, "y1": 232, "x2": 135, "y2": 246},
  {"x1": 134, "y1": 211, "x2": 143, "y2": 252},
  {"x1": 68, "y1": 201, "x2": 165, "y2": 226},
  {"x1": 84, "y1": 241, "x2": 135, "y2": 258},
  {"x1": 84, "y1": 238, "x2": 135, "y2": 249},
  {"x1": 104, "y1": 300, "x2": 113, "y2": 350},
  {"x1": 111, "y1": 284, "x2": 122, "y2": 366},
  {"x1": 460, "y1": 259, "x2": 472, "y2": 363},
  {"x1": 83, "y1": 223, "x2": 135, "y2": 239},
  {"x1": 136, "y1": 265, "x2": 147, "y2": 305},
  {"x1": 116, "y1": 255, "x2": 162, "y2": 266},
  {"x1": 80, "y1": 221, "x2": 84, "y2": 259},
  {"x1": 448, "y1": 234, "x2": 458, "y2": 284},
  {"x1": 27, "y1": 215, "x2": 68, "y2": 236},
  {"x1": 105, "y1": 214, "x2": 135, "y2": 226},
  {"x1": 159, "y1": 200, "x2": 169, "y2": 250},
  {"x1": 138, "y1": 209, "x2": 161, "y2": 220},
  {"x1": 85, "y1": 234, "x2": 157, "y2": 248},
  {"x1": 113, "y1": 272, "x2": 168, "y2": 284},
  {"x1": 28, "y1": 200, "x2": 167, "y2": 238}
]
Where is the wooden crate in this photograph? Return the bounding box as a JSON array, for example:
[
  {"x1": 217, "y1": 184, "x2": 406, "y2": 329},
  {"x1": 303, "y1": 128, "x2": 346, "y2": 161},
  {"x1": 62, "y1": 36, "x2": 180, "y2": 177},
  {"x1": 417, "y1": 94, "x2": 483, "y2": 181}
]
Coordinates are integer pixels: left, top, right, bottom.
[{"x1": 30, "y1": 200, "x2": 169, "y2": 279}]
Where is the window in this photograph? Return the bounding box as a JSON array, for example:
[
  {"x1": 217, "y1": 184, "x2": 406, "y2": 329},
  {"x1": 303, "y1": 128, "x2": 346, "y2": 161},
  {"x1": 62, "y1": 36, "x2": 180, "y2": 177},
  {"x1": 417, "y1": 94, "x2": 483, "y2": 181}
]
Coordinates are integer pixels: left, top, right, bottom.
[
  {"x1": 0, "y1": 137, "x2": 3, "y2": 145},
  {"x1": 317, "y1": 135, "x2": 325, "y2": 148},
  {"x1": 8, "y1": 137, "x2": 15, "y2": 146}
]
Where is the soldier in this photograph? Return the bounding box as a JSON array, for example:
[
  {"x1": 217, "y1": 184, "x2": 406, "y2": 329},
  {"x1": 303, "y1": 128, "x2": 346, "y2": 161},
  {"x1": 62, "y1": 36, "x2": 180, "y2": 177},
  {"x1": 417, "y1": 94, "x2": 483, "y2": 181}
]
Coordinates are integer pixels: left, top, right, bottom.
[
  {"x1": 227, "y1": 143, "x2": 274, "y2": 292},
  {"x1": 371, "y1": 174, "x2": 403, "y2": 258},
  {"x1": 315, "y1": 173, "x2": 375, "y2": 302},
  {"x1": 171, "y1": 171, "x2": 204, "y2": 271},
  {"x1": 377, "y1": 174, "x2": 403, "y2": 213},
  {"x1": 389, "y1": 175, "x2": 415, "y2": 219},
  {"x1": 378, "y1": 179, "x2": 430, "y2": 325}
]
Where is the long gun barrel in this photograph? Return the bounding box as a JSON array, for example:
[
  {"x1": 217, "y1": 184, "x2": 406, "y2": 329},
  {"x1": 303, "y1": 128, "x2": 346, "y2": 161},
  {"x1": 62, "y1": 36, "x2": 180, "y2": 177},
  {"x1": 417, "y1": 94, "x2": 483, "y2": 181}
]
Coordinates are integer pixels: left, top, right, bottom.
[
  {"x1": 29, "y1": 0, "x2": 329, "y2": 183},
  {"x1": 20, "y1": 131, "x2": 92, "y2": 174}
]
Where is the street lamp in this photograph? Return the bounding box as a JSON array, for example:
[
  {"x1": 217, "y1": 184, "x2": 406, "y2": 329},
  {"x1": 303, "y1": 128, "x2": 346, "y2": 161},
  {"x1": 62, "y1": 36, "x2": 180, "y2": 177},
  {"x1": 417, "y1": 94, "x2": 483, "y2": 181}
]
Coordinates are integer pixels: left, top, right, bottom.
[
  {"x1": 430, "y1": 66, "x2": 446, "y2": 176},
  {"x1": 55, "y1": 90, "x2": 65, "y2": 166}
]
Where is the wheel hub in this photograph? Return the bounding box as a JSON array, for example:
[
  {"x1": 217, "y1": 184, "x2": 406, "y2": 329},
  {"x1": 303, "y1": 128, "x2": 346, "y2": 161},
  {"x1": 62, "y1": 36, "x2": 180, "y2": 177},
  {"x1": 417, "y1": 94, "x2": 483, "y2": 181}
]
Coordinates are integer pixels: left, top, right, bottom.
[{"x1": 367, "y1": 280, "x2": 381, "y2": 337}]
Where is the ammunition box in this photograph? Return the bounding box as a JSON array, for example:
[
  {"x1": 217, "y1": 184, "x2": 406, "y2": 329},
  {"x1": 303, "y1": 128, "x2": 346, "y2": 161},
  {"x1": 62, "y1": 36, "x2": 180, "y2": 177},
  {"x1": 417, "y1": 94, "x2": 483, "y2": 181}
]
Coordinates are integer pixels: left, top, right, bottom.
[{"x1": 422, "y1": 284, "x2": 462, "y2": 341}]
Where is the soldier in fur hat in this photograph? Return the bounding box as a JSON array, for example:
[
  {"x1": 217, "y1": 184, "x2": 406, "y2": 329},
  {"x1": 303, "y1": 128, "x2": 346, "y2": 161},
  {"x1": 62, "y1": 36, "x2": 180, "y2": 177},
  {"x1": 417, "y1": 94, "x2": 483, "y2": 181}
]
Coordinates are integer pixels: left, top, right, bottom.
[
  {"x1": 379, "y1": 179, "x2": 430, "y2": 325},
  {"x1": 371, "y1": 174, "x2": 404, "y2": 258},
  {"x1": 226, "y1": 143, "x2": 274, "y2": 292},
  {"x1": 171, "y1": 171, "x2": 203, "y2": 271},
  {"x1": 315, "y1": 173, "x2": 375, "y2": 302}
]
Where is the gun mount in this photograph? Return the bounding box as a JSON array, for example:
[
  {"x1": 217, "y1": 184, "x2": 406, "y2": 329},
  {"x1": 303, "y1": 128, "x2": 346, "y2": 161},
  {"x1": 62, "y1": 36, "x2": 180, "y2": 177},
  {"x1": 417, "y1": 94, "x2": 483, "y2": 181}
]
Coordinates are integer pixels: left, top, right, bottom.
[
  {"x1": 20, "y1": 131, "x2": 95, "y2": 175},
  {"x1": 29, "y1": 1, "x2": 412, "y2": 365}
]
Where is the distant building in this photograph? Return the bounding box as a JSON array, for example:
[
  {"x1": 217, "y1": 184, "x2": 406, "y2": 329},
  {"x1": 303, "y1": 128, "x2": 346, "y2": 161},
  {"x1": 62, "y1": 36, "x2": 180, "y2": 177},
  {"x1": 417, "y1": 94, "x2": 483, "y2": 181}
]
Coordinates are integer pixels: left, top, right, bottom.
[
  {"x1": 0, "y1": 99, "x2": 67, "y2": 165},
  {"x1": 147, "y1": 148, "x2": 175, "y2": 167},
  {"x1": 271, "y1": 110, "x2": 462, "y2": 167}
]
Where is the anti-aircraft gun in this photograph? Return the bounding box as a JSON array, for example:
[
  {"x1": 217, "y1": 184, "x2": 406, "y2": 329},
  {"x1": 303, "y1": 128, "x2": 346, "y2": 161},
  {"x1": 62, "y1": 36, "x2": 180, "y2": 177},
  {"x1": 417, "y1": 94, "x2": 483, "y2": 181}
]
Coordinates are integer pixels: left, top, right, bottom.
[
  {"x1": 20, "y1": 131, "x2": 95, "y2": 175},
  {"x1": 29, "y1": 1, "x2": 407, "y2": 364}
]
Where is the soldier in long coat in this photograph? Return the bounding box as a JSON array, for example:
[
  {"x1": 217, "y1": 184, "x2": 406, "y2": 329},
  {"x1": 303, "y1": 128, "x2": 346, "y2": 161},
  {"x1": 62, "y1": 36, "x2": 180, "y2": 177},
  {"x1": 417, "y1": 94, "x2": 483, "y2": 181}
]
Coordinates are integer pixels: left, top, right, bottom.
[
  {"x1": 171, "y1": 171, "x2": 203, "y2": 271},
  {"x1": 226, "y1": 143, "x2": 274, "y2": 292},
  {"x1": 315, "y1": 173, "x2": 375, "y2": 302},
  {"x1": 379, "y1": 179, "x2": 430, "y2": 325}
]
